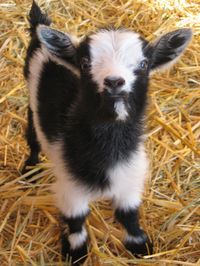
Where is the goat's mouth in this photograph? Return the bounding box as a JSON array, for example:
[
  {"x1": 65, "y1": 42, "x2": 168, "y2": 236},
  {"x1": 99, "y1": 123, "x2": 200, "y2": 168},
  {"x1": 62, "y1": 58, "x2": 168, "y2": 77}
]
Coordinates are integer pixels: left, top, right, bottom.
[
  {"x1": 109, "y1": 94, "x2": 128, "y2": 100},
  {"x1": 102, "y1": 90, "x2": 129, "y2": 101}
]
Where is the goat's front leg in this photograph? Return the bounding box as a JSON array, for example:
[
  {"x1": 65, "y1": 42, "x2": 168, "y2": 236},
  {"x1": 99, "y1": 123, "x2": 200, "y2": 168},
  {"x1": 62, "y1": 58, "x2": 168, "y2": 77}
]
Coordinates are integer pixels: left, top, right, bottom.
[
  {"x1": 112, "y1": 147, "x2": 153, "y2": 256},
  {"x1": 114, "y1": 187, "x2": 153, "y2": 257},
  {"x1": 54, "y1": 177, "x2": 90, "y2": 265},
  {"x1": 60, "y1": 213, "x2": 89, "y2": 265},
  {"x1": 115, "y1": 206, "x2": 153, "y2": 256}
]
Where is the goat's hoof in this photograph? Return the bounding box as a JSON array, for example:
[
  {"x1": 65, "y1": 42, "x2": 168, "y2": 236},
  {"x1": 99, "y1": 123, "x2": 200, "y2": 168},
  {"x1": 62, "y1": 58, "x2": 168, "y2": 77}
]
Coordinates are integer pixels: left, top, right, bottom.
[
  {"x1": 125, "y1": 231, "x2": 153, "y2": 257},
  {"x1": 61, "y1": 235, "x2": 88, "y2": 265}
]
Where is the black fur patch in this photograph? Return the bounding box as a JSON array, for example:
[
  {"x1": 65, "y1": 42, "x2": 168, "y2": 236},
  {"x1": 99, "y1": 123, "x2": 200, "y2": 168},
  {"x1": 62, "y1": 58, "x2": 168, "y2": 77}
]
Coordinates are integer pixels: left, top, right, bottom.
[
  {"x1": 61, "y1": 213, "x2": 89, "y2": 234},
  {"x1": 37, "y1": 60, "x2": 79, "y2": 142},
  {"x1": 115, "y1": 208, "x2": 142, "y2": 236},
  {"x1": 22, "y1": 107, "x2": 41, "y2": 178},
  {"x1": 25, "y1": 107, "x2": 41, "y2": 162}
]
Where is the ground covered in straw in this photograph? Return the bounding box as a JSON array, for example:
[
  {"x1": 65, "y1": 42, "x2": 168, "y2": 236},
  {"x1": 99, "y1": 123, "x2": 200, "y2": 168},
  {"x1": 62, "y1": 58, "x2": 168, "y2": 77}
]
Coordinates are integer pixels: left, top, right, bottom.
[{"x1": 0, "y1": 0, "x2": 200, "y2": 265}]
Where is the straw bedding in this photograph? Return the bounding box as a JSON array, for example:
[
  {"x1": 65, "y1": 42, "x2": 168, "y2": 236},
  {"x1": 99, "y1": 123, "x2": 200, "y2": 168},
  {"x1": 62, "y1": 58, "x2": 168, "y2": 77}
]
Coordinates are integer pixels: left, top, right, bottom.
[{"x1": 0, "y1": 0, "x2": 199, "y2": 265}]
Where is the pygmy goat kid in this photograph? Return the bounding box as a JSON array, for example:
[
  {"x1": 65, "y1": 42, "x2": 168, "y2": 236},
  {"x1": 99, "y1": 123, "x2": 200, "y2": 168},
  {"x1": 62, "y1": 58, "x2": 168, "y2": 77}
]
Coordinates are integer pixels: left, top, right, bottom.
[{"x1": 23, "y1": 1, "x2": 192, "y2": 264}]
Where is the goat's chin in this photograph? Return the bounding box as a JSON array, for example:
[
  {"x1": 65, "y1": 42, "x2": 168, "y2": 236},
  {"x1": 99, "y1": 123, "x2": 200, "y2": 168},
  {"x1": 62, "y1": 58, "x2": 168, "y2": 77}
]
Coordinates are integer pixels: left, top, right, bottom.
[{"x1": 95, "y1": 92, "x2": 130, "y2": 123}]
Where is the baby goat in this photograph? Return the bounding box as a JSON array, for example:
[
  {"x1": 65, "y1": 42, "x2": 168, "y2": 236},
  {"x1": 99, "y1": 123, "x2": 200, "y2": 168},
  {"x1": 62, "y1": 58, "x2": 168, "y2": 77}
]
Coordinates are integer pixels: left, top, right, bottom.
[{"x1": 23, "y1": 1, "x2": 192, "y2": 264}]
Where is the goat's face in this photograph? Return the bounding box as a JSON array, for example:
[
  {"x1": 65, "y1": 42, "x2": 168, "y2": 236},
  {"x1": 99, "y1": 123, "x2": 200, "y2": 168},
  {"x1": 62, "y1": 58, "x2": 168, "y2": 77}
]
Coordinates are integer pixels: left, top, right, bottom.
[
  {"x1": 79, "y1": 30, "x2": 147, "y2": 95},
  {"x1": 37, "y1": 26, "x2": 192, "y2": 120}
]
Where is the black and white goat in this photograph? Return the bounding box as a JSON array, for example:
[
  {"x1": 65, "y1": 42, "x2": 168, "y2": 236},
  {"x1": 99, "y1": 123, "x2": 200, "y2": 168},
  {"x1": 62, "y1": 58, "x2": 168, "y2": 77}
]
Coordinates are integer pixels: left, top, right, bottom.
[{"x1": 23, "y1": 1, "x2": 192, "y2": 264}]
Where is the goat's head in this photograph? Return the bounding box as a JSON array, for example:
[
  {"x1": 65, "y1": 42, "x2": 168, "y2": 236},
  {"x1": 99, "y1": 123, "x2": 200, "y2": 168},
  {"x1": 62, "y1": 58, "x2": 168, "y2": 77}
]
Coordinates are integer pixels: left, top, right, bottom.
[{"x1": 37, "y1": 26, "x2": 192, "y2": 121}]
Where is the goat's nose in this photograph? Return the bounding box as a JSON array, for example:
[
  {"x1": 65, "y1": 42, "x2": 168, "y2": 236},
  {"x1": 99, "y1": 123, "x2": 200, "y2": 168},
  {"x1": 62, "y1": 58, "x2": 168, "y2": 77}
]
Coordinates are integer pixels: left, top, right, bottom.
[{"x1": 104, "y1": 76, "x2": 125, "y2": 89}]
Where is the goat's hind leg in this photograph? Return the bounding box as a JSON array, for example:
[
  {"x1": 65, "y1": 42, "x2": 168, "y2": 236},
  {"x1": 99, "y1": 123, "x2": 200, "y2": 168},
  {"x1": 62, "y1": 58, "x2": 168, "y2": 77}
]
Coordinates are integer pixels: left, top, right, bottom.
[{"x1": 22, "y1": 107, "x2": 41, "y2": 177}]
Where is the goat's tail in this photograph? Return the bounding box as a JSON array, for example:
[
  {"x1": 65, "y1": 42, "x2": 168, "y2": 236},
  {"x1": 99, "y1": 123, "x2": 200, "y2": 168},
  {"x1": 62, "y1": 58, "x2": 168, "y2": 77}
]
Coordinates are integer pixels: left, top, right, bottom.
[{"x1": 29, "y1": 1, "x2": 51, "y2": 36}]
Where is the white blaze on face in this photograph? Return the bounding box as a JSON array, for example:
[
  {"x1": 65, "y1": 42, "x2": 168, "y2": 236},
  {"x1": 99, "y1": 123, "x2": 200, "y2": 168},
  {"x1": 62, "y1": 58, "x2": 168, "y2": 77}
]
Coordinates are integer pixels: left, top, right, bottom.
[{"x1": 89, "y1": 29, "x2": 145, "y2": 93}]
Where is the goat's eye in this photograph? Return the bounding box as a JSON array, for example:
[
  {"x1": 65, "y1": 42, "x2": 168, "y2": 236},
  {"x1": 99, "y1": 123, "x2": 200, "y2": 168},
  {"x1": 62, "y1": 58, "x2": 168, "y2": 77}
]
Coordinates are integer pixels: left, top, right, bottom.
[
  {"x1": 81, "y1": 57, "x2": 91, "y2": 71},
  {"x1": 139, "y1": 59, "x2": 148, "y2": 70}
]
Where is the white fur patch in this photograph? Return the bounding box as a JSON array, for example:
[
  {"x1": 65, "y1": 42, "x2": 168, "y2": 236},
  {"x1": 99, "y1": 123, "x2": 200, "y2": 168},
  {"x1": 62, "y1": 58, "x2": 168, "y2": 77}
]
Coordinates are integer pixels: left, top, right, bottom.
[
  {"x1": 52, "y1": 153, "x2": 90, "y2": 218},
  {"x1": 68, "y1": 228, "x2": 87, "y2": 250},
  {"x1": 28, "y1": 47, "x2": 50, "y2": 154},
  {"x1": 28, "y1": 47, "x2": 49, "y2": 114},
  {"x1": 107, "y1": 143, "x2": 148, "y2": 210},
  {"x1": 125, "y1": 233, "x2": 146, "y2": 244},
  {"x1": 114, "y1": 101, "x2": 128, "y2": 121},
  {"x1": 90, "y1": 29, "x2": 144, "y2": 93}
]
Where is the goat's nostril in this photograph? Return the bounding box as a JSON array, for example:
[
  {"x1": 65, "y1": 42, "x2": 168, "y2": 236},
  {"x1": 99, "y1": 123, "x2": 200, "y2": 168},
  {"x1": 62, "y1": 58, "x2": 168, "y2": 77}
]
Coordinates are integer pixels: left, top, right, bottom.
[
  {"x1": 116, "y1": 78, "x2": 125, "y2": 87},
  {"x1": 104, "y1": 76, "x2": 125, "y2": 89}
]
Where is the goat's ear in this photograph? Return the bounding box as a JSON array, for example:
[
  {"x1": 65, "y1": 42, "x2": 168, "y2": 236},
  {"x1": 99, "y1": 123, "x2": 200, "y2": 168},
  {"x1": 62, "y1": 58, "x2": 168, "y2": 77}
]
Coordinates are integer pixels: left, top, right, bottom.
[
  {"x1": 37, "y1": 25, "x2": 76, "y2": 57},
  {"x1": 149, "y1": 28, "x2": 192, "y2": 72}
]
